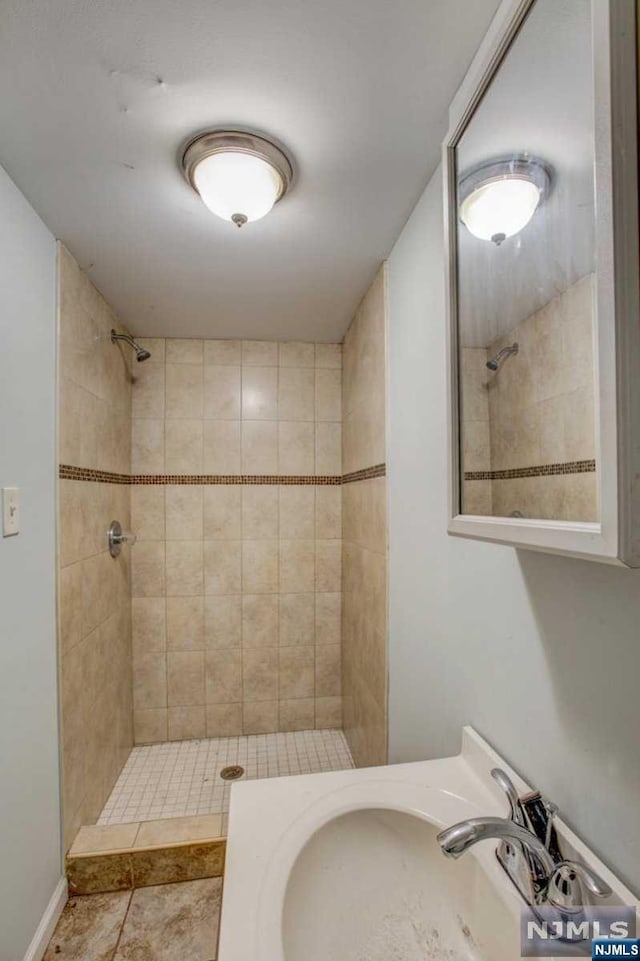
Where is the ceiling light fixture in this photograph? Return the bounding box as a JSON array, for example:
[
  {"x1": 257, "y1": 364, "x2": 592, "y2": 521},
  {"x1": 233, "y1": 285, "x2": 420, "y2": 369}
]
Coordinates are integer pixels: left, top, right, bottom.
[
  {"x1": 182, "y1": 130, "x2": 293, "y2": 227},
  {"x1": 458, "y1": 156, "x2": 551, "y2": 246}
]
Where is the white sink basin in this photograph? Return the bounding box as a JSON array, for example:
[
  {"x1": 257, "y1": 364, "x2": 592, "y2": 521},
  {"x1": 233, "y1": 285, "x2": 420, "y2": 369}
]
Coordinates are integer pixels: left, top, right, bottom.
[
  {"x1": 283, "y1": 807, "x2": 517, "y2": 961},
  {"x1": 218, "y1": 728, "x2": 634, "y2": 961}
]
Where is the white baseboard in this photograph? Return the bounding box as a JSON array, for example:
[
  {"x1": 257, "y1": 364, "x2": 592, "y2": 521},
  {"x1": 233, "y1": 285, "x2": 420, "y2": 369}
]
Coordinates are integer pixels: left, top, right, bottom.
[{"x1": 22, "y1": 877, "x2": 67, "y2": 961}]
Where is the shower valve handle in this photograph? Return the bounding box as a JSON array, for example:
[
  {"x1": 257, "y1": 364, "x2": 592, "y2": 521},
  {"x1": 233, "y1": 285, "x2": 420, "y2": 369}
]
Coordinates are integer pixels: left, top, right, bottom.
[{"x1": 108, "y1": 520, "x2": 137, "y2": 558}]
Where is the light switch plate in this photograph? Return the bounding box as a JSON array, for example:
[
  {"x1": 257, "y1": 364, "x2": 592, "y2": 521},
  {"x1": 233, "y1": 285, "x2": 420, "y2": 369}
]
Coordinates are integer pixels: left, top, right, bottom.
[{"x1": 2, "y1": 487, "x2": 20, "y2": 536}]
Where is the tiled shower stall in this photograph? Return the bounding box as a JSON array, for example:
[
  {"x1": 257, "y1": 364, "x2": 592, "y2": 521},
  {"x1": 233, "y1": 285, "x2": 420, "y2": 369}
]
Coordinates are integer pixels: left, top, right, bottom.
[{"x1": 57, "y1": 243, "x2": 388, "y2": 852}]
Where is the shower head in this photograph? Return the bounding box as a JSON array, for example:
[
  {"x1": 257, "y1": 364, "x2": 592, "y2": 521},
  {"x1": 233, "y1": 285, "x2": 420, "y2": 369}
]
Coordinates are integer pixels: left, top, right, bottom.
[
  {"x1": 487, "y1": 342, "x2": 518, "y2": 371},
  {"x1": 111, "y1": 330, "x2": 151, "y2": 362}
]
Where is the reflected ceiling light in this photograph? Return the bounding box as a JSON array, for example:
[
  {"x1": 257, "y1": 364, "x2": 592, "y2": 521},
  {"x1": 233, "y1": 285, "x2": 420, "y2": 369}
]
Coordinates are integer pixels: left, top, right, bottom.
[
  {"x1": 182, "y1": 130, "x2": 293, "y2": 227},
  {"x1": 458, "y1": 156, "x2": 551, "y2": 245}
]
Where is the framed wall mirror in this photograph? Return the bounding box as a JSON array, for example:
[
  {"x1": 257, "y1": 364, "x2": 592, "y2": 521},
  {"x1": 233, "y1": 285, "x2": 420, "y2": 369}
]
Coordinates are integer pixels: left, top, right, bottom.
[{"x1": 444, "y1": 0, "x2": 640, "y2": 566}]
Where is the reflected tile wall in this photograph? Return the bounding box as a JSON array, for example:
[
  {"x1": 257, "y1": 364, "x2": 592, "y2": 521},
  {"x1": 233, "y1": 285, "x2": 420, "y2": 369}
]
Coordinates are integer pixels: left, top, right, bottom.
[
  {"x1": 342, "y1": 265, "x2": 388, "y2": 767},
  {"x1": 58, "y1": 244, "x2": 133, "y2": 851},
  {"x1": 130, "y1": 339, "x2": 343, "y2": 742},
  {"x1": 463, "y1": 274, "x2": 598, "y2": 521}
]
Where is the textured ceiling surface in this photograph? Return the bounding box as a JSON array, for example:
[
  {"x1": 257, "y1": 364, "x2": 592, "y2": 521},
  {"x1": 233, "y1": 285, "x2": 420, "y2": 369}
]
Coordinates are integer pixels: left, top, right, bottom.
[{"x1": 0, "y1": 0, "x2": 499, "y2": 340}]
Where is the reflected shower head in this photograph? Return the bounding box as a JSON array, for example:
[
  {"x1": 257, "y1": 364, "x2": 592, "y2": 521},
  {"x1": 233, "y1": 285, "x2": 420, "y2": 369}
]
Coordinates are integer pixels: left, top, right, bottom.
[
  {"x1": 111, "y1": 329, "x2": 151, "y2": 362},
  {"x1": 487, "y1": 342, "x2": 518, "y2": 371}
]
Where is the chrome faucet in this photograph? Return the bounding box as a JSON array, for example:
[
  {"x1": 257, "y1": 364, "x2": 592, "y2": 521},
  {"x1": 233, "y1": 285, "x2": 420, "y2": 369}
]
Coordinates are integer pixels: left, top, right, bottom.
[{"x1": 437, "y1": 769, "x2": 611, "y2": 925}]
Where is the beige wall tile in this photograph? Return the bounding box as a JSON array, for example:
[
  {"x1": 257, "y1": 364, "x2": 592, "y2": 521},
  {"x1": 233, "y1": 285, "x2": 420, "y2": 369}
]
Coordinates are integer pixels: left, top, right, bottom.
[
  {"x1": 203, "y1": 421, "x2": 241, "y2": 473},
  {"x1": 278, "y1": 487, "x2": 314, "y2": 539},
  {"x1": 315, "y1": 368, "x2": 342, "y2": 422},
  {"x1": 279, "y1": 698, "x2": 315, "y2": 732},
  {"x1": 59, "y1": 562, "x2": 84, "y2": 654},
  {"x1": 279, "y1": 593, "x2": 314, "y2": 647},
  {"x1": 279, "y1": 646, "x2": 314, "y2": 699},
  {"x1": 564, "y1": 385, "x2": 596, "y2": 461},
  {"x1": 165, "y1": 541, "x2": 203, "y2": 596},
  {"x1": 205, "y1": 649, "x2": 242, "y2": 703},
  {"x1": 204, "y1": 339, "x2": 241, "y2": 366},
  {"x1": 316, "y1": 644, "x2": 341, "y2": 697},
  {"x1": 134, "y1": 708, "x2": 168, "y2": 744},
  {"x1": 242, "y1": 594, "x2": 278, "y2": 649},
  {"x1": 166, "y1": 364, "x2": 203, "y2": 419},
  {"x1": 132, "y1": 597, "x2": 166, "y2": 656},
  {"x1": 204, "y1": 595, "x2": 241, "y2": 649},
  {"x1": 315, "y1": 696, "x2": 342, "y2": 729},
  {"x1": 58, "y1": 248, "x2": 135, "y2": 828},
  {"x1": 166, "y1": 596, "x2": 204, "y2": 651},
  {"x1": 165, "y1": 486, "x2": 203, "y2": 541},
  {"x1": 204, "y1": 365, "x2": 241, "y2": 419},
  {"x1": 131, "y1": 542, "x2": 166, "y2": 597},
  {"x1": 241, "y1": 421, "x2": 278, "y2": 473},
  {"x1": 315, "y1": 343, "x2": 342, "y2": 369},
  {"x1": 315, "y1": 423, "x2": 341, "y2": 474},
  {"x1": 279, "y1": 341, "x2": 315, "y2": 367},
  {"x1": 279, "y1": 540, "x2": 314, "y2": 593},
  {"x1": 242, "y1": 367, "x2": 277, "y2": 420},
  {"x1": 242, "y1": 540, "x2": 278, "y2": 593},
  {"x1": 167, "y1": 651, "x2": 205, "y2": 707},
  {"x1": 133, "y1": 653, "x2": 167, "y2": 710},
  {"x1": 243, "y1": 700, "x2": 278, "y2": 734},
  {"x1": 165, "y1": 339, "x2": 203, "y2": 364},
  {"x1": 242, "y1": 486, "x2": 278, "y2": 538},
  {"x1": 242, "y1": 340, "x2": 277, "y2": 366},
  {"x1": 206, "y1": 702, "x2": 243, "y2": 737},
  {"x1": 204, "y1": 540, "x2": 242, "y2": 595},
  {"x1": 315, "y1": 592, "x2": 341, "y2": 646},
  {"x1": 132, "y1": 419, "x2": 165, "y2": 473},
  {"x1": 131, "y1": 486, "x2": 165, "y2": 541},
  {"x1": 315, "y1": 486, "x2": 341, "y2": 539},
  {"x1": 462, "y1": 481, "x2": 492, "y2": 516},
  {"x1": 203, "y1": 485, "x2": 241, "y2": 540},
  {"x1": 243, "y1": 648, "x2": 278, "y2": 702},
  {"x1": 278, "y1": 367, "x2": 315, "y2": 421},
  {"x1": 278, "y1": 422, "x2": 314, "y2": 473},
  {"x1": 168, "y1": 706, "x2": 205, "y2": 740},
  {"x1": 316, "y1": 540, "x2": 342, "y2": 592},
  {"x1": 132, "y1": 363, "x2": 165, "y2": 419},
  {"x1": 165, "y1": 420, "x2": 203, "y2": 473}
]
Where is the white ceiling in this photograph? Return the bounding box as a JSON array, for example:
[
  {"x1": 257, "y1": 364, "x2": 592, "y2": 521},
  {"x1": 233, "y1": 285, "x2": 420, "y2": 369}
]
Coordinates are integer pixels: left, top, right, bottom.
[{"x1": 0, "y1": 0, "x2": 500, "y2": 341}]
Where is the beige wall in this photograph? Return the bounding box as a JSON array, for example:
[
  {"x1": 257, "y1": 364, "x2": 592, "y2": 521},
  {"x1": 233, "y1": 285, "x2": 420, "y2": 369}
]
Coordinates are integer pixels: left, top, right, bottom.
[
  {"x1": 58, "y1": 245, "x2": 133, "y2": 851},
  {"x1": 130, "y1": 338, "x2": 343, "y2": 742},
  {"x1": 462, "y1": 274, "x2": 597, "y2": 520},
  {"x1": 342, "y1": 266, "x2": 388, "y2": 766}
]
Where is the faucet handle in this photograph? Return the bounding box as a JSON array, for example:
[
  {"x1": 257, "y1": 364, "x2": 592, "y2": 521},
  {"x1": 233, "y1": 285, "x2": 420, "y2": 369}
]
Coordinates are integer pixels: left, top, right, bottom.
[
  {"x1": 491, "y1": 768, "x2": 525, "y2": 825},
  {"x1": 548, "y1": 861, "x2": 612, "y2": 910}
]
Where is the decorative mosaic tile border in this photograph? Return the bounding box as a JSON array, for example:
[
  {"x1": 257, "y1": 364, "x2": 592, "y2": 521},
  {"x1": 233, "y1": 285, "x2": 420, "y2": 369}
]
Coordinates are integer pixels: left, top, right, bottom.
[
  {"x1": 465, "y1": 459, "x2": 596, "y2": 482},
  {"x1": 341, "y1": 464, "x2": 386, "y2": 484},
  {"x1": 59, "y1": 464, "x2": 386, "y2": 486}
]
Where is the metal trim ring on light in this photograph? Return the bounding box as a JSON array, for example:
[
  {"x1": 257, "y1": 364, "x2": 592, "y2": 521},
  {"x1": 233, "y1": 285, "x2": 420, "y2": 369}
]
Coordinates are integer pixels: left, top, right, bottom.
[
  {"x1": 181, "y1": 129, "x2": 294, "y2": 209},
  {"x1": 458, "y1": 155, "x2": 552, "y2": 208}
]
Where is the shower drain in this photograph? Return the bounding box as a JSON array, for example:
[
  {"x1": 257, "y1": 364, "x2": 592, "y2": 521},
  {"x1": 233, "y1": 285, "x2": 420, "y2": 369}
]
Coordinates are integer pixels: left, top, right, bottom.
[{"x1": 220, "y1": 765, "x2": 245, "y2": 781}]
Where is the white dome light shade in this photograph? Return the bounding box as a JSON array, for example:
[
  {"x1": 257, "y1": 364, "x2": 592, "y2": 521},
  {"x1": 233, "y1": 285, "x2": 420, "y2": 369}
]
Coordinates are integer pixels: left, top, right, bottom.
[
  {"x1": 460, "y1": 177, "x2": 541, "y2": 242},
  {"x1": 193, "y1": 152, "x2": 282, "y2": 224},
  {"x1": 458, "y1": 157, "x2": 551, "y2": 245},
  {"x1": 182, "y1": 130, "x2": 293, "y2": 227}
]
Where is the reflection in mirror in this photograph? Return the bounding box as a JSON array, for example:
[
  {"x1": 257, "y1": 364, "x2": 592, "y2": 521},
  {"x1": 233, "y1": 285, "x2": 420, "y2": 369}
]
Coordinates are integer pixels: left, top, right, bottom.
[{"x1": 456, "y1": 0, "x2": 598, "y2": 522}]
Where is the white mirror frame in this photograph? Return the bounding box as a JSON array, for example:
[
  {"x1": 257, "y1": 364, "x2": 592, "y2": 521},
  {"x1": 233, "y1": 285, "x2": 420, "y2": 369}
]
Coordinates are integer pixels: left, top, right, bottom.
[{"x1": 444, "y1": 0, "x2": 640, "y2": 567}]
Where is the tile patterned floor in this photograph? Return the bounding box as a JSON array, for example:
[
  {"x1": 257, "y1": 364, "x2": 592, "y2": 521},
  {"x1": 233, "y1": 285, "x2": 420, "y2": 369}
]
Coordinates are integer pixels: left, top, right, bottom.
[
  {"x1": 44, "y1": 878, "x2": 222, "y2": 961},
  {"x1": 98, "y1": 729, "x2": 353, "y2": 825}
]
